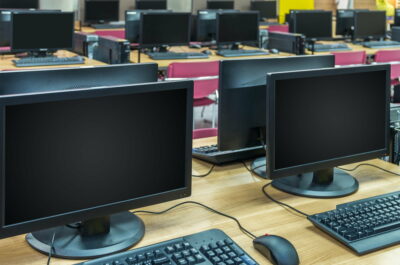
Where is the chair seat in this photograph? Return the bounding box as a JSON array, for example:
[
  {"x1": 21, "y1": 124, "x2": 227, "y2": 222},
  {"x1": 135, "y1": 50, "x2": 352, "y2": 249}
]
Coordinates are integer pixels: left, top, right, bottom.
[
  {"x1": 194, "y1": 97, "x2": 216, "y2": 107},
  {"x1": 193, "y1": 128, "x2": 218, "y2": 139}
]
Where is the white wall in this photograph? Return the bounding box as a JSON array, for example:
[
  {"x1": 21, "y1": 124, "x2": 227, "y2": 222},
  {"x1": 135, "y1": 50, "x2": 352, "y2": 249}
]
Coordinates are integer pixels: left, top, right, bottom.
[{"x1": 39, "y1": 0, "x2": 78, "y2": 11}]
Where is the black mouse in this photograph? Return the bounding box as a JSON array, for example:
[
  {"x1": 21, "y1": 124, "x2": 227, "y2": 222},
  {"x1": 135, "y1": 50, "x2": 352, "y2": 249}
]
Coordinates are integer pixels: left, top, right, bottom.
[
  {"x1": 253, "y1": 235, "x2": 299, "y2": 265},
  {"x1": 202, "y1": 50, "x2": 212, "y2": 55}
]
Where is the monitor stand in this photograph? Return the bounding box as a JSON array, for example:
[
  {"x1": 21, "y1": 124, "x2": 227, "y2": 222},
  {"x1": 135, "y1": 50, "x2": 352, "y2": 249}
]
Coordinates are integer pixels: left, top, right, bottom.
[
  {"x1": 26, "y1": 211, "x2": 145, "y2": 259},
  {"x1": 251, "y1": 157, "x2": 359, "y2": 198}
]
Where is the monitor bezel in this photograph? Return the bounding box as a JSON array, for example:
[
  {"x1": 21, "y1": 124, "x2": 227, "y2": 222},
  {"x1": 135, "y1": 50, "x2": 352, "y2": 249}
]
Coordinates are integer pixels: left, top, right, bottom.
[
  {"x1": 266, "y1": 65, "x2": 390, "y2": 179},
  {"x1": 250, "y1": 0, "x2": 277, "y2": 20},
  {"x1": 139, "y1": 12, "x2": 191, "y2": 48},
  {"x1": 353, "y1": 10, "x2": 386, "y2": 40},
  {"x1": 84, "y1": 0, "x2": 120, "y2": 24},
  {"x1": 10, "y1": 11, "x2": 74, "y2": 53},
  {"x1": 291, "y1": 10, "x2": 333, "y2": 41},
  {"x1": 0, "y1": 80, "x2": 193, "y2": 239},
  {"x1": 216, "y1": 11, "x2": 260, "y2": 46}
]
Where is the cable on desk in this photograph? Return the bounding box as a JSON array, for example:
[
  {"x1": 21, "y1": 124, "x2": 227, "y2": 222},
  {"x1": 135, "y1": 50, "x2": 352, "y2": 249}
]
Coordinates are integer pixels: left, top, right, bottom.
[
  {"x1": 132, "y1": 201, "x2": 257, "y2": 239},
  {"x1": 262, "y1": 183, "x2": 310, "y2": 218},
  {"x1": 242, "y1": 160, "x2": 266, "y2": 176},
  {"x1": 337, "y1": 163, "x2": 400, "y2": 176},
  {"x1": 46, "y1": 231, "x2": 57, "y2": 265},
  {"x1": 192, "y1": 164, "x2": 216, "y2": 178}
]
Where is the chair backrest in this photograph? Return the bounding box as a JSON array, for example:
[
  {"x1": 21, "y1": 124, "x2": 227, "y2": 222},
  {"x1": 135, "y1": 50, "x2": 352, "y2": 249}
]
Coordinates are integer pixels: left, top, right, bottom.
[
  {"x1": 268, "y1": 25, "x2": 289, "y2": 33},
  {"x1": 331, "y1": 51, "x2": 366, "y2": 66},
  {"x1": 193, "y1": 128, "x2": 218, "y2": 139},
  {"x1": 391, "y1": 63, "x2": 400, "y2": 80},
  {"x1": 94, "y1": 30, "x2": 126, "y2": 40},
  {"x1": 375, "y1": 49, "x2": 400, "y2": 63},
  {"x1": 167, "y1": 61, "x2": 219, "y2": 99}
]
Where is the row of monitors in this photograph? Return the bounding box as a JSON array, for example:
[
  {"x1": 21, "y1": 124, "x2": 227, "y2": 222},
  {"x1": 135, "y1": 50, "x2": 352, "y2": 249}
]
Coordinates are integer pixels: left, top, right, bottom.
[
  {"x1": 288, "y1": 10, "x2": 387, "y2": 40},
  {"x1": 0, "y1": 59, "x2": 389, "y2": 259},
  {"x1": 84, "y1": 0, "x2": 277, "y2": 23},
  {"x1": 0, "y1": 10, "x2": 261, "y2": 53}
]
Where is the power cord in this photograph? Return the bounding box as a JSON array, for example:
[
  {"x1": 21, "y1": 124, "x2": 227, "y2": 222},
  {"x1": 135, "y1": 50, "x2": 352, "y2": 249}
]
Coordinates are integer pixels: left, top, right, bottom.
[
  {"x1": 46, "y1": 231, "x2": 57, "y2": 265},
  {"x1": 192, "y1": 164, "x2": 216, "y2": 178},
  {"x1": 338, "y1": 163, "x2": 400, "y2": 176},
  {"x1": 132, "y1": 201, "x2": 257, "y2": 239}
]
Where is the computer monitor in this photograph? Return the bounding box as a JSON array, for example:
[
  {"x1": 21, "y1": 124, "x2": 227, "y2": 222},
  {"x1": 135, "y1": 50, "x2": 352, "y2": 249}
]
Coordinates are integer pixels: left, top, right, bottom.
[
  {"x1": 11, "y1": 11, "x2": 74, "y2": 54},
  {"x1": 260, "y1": 65, "x2": 390, "y2": 198},
  {"x1": 217, "y1": 55, "x2": 335, "y2": 154},
  {"x1": 0, "y1": 0, "x2": 38, "y2": 8},
  {"x1": 136, "y1": 0, "x2": 167, "y2": 9},
  {"x1": 207, "y1": 0, "x2": 234, "y2": 9},
  {"x1": 290, "y1": 10, "x2": 332, "y2": 40},
  {"x1": 0, "y1": 63, "x2": 158, "y2": 95},
  {"x1": 216, "y1": 12, "x2": 259, "y2": 46},
  {"x1": 353, "y1": 10, "x2": 386, "y2": 40},
  {"x1": 251, "y1": 0, "x2": 277, "y2": 20},
  {"x1": 125, "y1": 9, "x2": 172, "y2": 43},
  {"x1": 395, "y1": 9, "x2": 400, "y2": 26},
  {"x1": 196, "y1": 9, "x2": 239, "y2": 42},
  {"x1": 0, "y1": 80, "x2": 193, "y2": 259},
  {"x1": 140, "y1": 12, "x2": 191, "y2": 48},
  {"x1": 336, "y1": 9, "x2": 368, "y2": 37},
  {"x1": 84, "y1": 0, "x2": 119, "y2": 24}
]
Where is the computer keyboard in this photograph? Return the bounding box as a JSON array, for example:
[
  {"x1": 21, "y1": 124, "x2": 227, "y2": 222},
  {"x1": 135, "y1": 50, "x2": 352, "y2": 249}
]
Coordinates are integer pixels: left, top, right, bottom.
[
  {"x1": 308, "y1": 190, "x2": 400, "y2": 254},
  {"x1": 217, "y1": 49, "x2": 269, "y2": 57},
  {"x1": 147, "y1": 52, "x2": 209, "y2": 60},
  {"x1": 361, "y1": 40, "x2": 400, "y2": 49},
  {"x1": 74, "y1": 229, "x2": 259, "y2": 265},
  {"x1": 308, "y1": 43, "x2": 351, "y2": 52},
  {"x1": 193, "y1": 144, "x2": 265, "y2": 165},
  {"x1": 13, "y1": 56, "x2": 85, "y2": 67},
  {"x1": 91, "y1": 24, "x2": 125, "y2": 29}
]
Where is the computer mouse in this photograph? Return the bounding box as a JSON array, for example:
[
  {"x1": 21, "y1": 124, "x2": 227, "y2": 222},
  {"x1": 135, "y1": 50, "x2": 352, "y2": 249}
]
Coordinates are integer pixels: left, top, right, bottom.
[
  {"x1": 270, "y1": 49, "x2": 279, "y2": 54},
  {"x1": 253, "y1": 235, "x2": 299, "y2": 265},
  {"x1": 202, "y1": 50, "x2": 212, "y2": 55}
]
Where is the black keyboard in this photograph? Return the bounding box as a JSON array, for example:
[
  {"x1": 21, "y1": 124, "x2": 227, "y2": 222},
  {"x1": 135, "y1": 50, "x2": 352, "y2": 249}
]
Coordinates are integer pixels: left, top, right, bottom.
[
  {"x1": 13, "y1": 56, "x2": 85, "y2": 67},
  {"x1": 192, "y1": 145, "x2": 265, "y2": 165},
  {"x1": 308, "y1": 191, "x2": 400, "y2": 254},
  {"x1": 147, "y1": 52, "x2": 209, "y2": 60},
  {"x1": 361, "y1": 40, "x2": 400, "y2": 49},
  {"x1": 91, "y1": 24, "x2": 125, "y2": 29},
  {"x1": 216, "y1": 49, "x2": 269, "y2": 57},
  {"x1": 74, "y1": 229, "x2": 259, "y2": 265},
  {"x1": 308, "y1": 43, "x2": 351, "y2": 52}
]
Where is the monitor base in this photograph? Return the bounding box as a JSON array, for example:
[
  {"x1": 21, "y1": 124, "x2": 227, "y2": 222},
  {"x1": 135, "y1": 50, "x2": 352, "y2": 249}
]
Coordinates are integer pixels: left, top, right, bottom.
[
  {"x1": 26, "y1": 211, "x2": 145, "y2": 259},
  {"x1": 251, "y1": 157, "x2": 359, "y2": 198}
]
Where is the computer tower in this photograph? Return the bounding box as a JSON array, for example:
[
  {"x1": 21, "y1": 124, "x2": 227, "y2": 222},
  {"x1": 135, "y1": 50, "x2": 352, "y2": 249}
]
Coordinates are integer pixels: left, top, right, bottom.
[
  {"x1": 391, "y1": 27, "x2": 400, "y2": 42},
  {"x1": 73, "y1": 32, "x2": 99, "y2": 59},
  {"x1": 93, "y1": 36, "x2": 131, "y2": 64},
  {"x1": 267, "y1": 31, "x2": 306, "y2": 55}
]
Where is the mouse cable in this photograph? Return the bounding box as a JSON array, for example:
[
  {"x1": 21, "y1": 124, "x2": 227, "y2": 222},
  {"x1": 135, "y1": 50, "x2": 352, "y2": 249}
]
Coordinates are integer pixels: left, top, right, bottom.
[
  {"x1": 262, "y1": 183, "x2": 310, "y2": 218},
  {"x1": 337, "y1": 163, "x2": 400, "y2": 176},
  {"x1": 132, "y1": 201, "x2": 257, "y2": 239},
  {"x1": 192, "y1": 164, "x2": 216, "y2": 178}
]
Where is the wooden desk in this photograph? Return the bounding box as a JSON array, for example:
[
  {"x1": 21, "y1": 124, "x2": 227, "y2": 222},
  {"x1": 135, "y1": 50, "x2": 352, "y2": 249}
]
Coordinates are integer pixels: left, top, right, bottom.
[
  {"x1": 131, "y1": 46, "x2": 294, "y2": 70},
  {"x1": 1, "y1": 137, "x2": 400, "y2": 264},
  {"x1": 0, "y1": 50, "x2": 106, "y2": 71},
  {"x1": 80, "y1": 27, "x2": 125, "y2": 33}
]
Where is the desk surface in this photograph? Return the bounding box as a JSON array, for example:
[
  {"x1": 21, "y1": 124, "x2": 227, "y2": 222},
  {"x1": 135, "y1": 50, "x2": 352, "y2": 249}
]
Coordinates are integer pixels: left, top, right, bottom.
[
  {"x1": 0, "y1": 50, "x2": 106, "y2": 71},
  {"x1": 131, "y1": 46, "x2": 294, "y2": 69},
  {"x1": 1, "y1": 137, "x2": 400, "y2": 264}
]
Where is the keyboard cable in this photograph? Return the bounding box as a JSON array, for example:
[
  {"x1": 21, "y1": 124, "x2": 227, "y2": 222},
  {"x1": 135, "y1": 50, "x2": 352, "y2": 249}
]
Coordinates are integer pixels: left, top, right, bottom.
[
  {"x1": 192, "y1": 164, "x2": 216, "y2": 178},
  {"x1": 337, "y1": 163, "x2": 400, "y2": 176}
]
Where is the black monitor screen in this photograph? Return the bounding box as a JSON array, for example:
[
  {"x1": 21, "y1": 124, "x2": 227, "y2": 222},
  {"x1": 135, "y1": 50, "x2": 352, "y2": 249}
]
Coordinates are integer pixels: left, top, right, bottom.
[
  {"x1": 291, "y1": 11, "x2": 332, "y2": 39},
  {"x1": 354, "y1": 11, "x2": 386, "y2": 39},
  {"x1": 269, "y1": 67, "x2": 388, "y2": 175},
  {"x1": 85, "y1": 0, "x2": 119, "y2": 23},
  {"x1": 140, "y1": 13, "x2": 190, "y2": 47},
  {"x1": 207, "y1": 1, "x2": 234, "y2": 9},
  {"x1": 395, "y1": 9, "x2": 400, "y2": 26},
  {"x1": 217, "y1": 12, "x2": 259, "y2": 44},
  {"x1": 136, "y1": 0, "x2": 167, "y2": 9},
  {"x1": 251, "y1": 1, "x2": 276, "y2": 19},
  {"x1": 4, "y1": 85, "x2": 189, "y2": 226},
  {"x1": 0, "y1": 0, "x2": 38, "y2": 8},
  {"x1": 11, "y1": 12, "x2": 74, "y2": 52}
]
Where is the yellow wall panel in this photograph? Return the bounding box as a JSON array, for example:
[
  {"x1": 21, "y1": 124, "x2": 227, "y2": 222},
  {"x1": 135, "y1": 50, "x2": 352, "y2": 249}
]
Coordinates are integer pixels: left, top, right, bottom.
[{"x1": 279, "y1": 0, "x2": 315, "y2": 23}]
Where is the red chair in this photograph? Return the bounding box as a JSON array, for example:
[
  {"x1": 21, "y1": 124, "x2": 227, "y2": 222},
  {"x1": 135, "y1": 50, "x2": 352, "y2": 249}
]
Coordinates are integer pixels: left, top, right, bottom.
[
  {"x1": 267, "y1": 25, "x2": 289, "y2": 33},
  {"x1": 193, "y1": 128, "x2": 218, "y2": 139},
  {"x1": 94, "y1": 30, "x2": 126, "y2": 39},
  {"x1": 167, "y1": 61, "x2": 219, "y2": 128},
  {"x1": 375, "y1": 50, "x2": 400, "y2": 85},
  {"x1": 331, "y1": 51, "x2": 366, "y2": 66}
]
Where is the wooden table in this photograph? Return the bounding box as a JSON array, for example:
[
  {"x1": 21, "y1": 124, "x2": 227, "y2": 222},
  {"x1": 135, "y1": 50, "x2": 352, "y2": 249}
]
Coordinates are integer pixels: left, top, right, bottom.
[
  {"x1": 1, "y1": 137, "x2": 400, "y2": 264},
  {"x1": 0, "y1": 50, "x2": 106, "y2": 71},
  {"x1": 131, "y1": 46, "x2": 294, "y2": 70}
]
